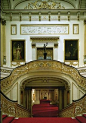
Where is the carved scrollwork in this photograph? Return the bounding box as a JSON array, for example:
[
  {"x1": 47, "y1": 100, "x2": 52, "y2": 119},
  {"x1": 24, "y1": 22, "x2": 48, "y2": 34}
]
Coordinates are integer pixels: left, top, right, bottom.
[
  {"x1": 75, "y1": 106, "x2": 82, "y2": 115},
  {"x1": 1, "y1": 94, "x2": 30, "y2": 117},
  {"x1": 59, "y1": 95, "x2": 86, "y2": 117},
  {"x1": 24, "y1": 0, "x2": 65, "y2": 10},
  {"x1": 1, "y1": 61, "x2": 86, "y2": 93}
]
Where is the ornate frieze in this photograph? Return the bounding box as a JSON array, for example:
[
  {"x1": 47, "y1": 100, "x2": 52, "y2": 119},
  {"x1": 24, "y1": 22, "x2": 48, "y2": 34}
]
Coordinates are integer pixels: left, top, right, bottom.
[
  {"x1": 20, "y1": 24, "x2": 69, "y2": 35},
  {"x1": 50, "y1": 15, "x2": 58, "y2": 21},
  {"x1": 41, "y1": 15, "x2": 49, "y2": 21},
  {"x1": 24, "y1": 0, "x2": 65, "y2": 9},
  {"x1": 31, "y1": 15, "x2": 39, "y2": 21}
]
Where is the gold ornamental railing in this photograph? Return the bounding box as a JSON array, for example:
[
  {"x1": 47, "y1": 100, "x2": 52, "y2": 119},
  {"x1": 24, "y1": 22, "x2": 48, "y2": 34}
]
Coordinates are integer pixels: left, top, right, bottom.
[
  {"x1": 59, "y1": 94, "x2": 86, "y2": 117},
  {"x1": 1, "y1": 60, "x2": 86, "y2": 93},
  {"x1": 1, "y1": 91, "x2": 30, "y2": 118}
]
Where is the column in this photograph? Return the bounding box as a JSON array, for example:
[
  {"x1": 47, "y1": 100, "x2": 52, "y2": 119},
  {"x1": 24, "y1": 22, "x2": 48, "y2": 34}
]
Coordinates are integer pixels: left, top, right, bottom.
[
  {"x1": 26, "y1": 91, "x2": 29, "y2": 109},
  {"x1": 23, "y1": 89, "x2": 27, "y2": 108},
  {"x1": 54, "y1": 43, "x2": 58, "y2": 60},
  {"x1": 64, "y1": 89, "x2": 67, "y2": 108},
  {"x1": 28, "y1": 89, "x2": 32, "y2": 117},
  {"x1": 1, "y1": 20, "x2": 6, "y2": 66},
  {"x1": 84, "y1": 20, "x2": 86, "y2": 64},
  {"x1": 32, "y1": 43, "x2": 36, "y2": 60},
  {"x1": 59, "y1": 89, "x2": 62, "y2": 110}
]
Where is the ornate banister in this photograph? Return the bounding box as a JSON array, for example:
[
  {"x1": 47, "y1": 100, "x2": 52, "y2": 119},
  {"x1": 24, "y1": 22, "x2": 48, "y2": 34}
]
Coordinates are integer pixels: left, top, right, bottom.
[
  {"x1": 59, "y1": 94, "x2": 86, "y2": 117},
  {"x1": 1, "y1": 60, "x2": 86, "y2": 93},
  {"x1": 0, "y1": 91, "x2": 30, "y2": 117}
]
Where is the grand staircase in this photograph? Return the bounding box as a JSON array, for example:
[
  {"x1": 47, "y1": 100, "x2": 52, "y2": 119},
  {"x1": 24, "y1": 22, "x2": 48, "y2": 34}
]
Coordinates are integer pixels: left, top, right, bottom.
[
  {"x1": 1, "y1": 60, "x2": 86, "y2": 122},
  {"x1": 1, "y1": 91, "x2": 86, "y2": 123}
]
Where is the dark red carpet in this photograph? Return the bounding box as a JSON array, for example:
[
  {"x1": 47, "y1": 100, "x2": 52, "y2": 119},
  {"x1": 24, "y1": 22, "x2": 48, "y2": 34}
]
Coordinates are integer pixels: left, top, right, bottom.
[
  {"x1": 13, "y1": 117, "x2": 79, "y2": 123},
  {"x1": 76, "y1": 116, "x2": 86, "y2": 123},
  {"x1": 4, "y1": 114, "x2": 86, "y2": 123},
  {"x1": 2, "y1": 116, "x2": 14, "y2": 123},
  {"x1": 32, "y1": 100, "x2": 58, "y2": 117}
]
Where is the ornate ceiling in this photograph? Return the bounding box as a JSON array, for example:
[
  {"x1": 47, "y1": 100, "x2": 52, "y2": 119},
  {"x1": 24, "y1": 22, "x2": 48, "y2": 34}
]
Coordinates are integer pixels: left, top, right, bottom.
[
  {"x1": 1, "y1": 0, "x2": 86, "y2": 21},
  {"x1": 1, "y1": 0, "x2": 86, "y2": 10}
]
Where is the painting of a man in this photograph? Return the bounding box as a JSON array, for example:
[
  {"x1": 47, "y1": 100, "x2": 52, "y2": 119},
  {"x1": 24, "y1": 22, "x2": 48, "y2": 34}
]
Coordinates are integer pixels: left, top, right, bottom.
[{"x1": 65, "y1": 40, "x2": 78, "y2": 60}]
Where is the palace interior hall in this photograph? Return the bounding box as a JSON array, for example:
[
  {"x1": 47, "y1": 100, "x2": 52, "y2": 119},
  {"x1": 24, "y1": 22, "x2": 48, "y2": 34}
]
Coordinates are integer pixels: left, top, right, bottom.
[{"x1": 1, "y1": 0, "x2": 86, "y2": 123}]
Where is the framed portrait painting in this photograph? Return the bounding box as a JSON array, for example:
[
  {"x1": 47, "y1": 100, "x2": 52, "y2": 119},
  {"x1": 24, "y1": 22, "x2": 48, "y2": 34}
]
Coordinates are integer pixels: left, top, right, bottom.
[
  {"x1": 11, "y1": 40, "x2": 25, "y2": 62},
  {"x1": 64, "y1": 40, "x2": 78, "y2": 61}
]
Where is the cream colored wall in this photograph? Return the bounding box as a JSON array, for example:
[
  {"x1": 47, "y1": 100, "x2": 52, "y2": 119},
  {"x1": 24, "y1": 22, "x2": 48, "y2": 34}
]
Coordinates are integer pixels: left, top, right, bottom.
[
  {"x1": 5, "y1": 20, "x2": 84, "y2": 68},
  {"x1": 6, "y1": 91, "x2": 11, "y2": 99}
]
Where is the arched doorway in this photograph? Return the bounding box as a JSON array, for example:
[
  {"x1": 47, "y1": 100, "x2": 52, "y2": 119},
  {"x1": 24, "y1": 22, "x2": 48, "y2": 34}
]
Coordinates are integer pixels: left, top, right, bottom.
[{"x1": 20, "y1": 76, "x2": 70, "y2": 116}]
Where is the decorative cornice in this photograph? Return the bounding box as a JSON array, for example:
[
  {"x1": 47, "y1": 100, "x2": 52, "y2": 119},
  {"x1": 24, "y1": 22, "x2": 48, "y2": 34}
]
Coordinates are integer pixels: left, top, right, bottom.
[
  {"x1": 1, "y1": 9, "x2": 86, "y2": 21},
  {"x1": 30, "y1": 36, "x2": 59, "y2": 40}
]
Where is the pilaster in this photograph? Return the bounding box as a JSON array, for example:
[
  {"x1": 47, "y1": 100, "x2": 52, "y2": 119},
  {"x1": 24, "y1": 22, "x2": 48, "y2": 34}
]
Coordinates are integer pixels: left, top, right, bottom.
[
  {"x1": 64, "y1": 89, "x2": 67, "y2": 107},
  {"x1": 1, "y1": 19, "x2": 6, "y2": 66},
  {"x1": 84, "y1": 20, "x2": 86, "y2": 64}
]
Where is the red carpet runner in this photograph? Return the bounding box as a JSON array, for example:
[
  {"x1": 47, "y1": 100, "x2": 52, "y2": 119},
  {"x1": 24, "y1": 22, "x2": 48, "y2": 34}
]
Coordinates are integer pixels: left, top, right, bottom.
[
  {"x1": 13, "y1": 117, "x2": 79, "y2": 123},
  {"x1": 2, "y1": 114, "x2": 86, "y2": 123},
  {"x1": 2, "y1": 99, "x2": 86, "y2": 123},
  {"x1": 32, "y1": 99, "x2": 58, "y2": 117}
]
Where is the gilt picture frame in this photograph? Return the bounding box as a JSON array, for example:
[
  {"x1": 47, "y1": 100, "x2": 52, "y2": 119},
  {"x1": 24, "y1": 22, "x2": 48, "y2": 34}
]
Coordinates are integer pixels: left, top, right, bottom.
[
  {"x1": 11, "y1": 40, "x2": 25, "y2": 62},
  {"x1": 64, "y1": 39, "x2": 78, "y2": 61}
]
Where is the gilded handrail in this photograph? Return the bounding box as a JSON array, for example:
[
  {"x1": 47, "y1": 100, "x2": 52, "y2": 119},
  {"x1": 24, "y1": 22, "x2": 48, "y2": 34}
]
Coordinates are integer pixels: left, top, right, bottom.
[
  {"x1": 59, "y1": 94, "x2": 86, "y2": 117},
  {"x1": 1, "y1": 60, "x2": 86, "y2": 92},
  {"x1": 1, "y1": 91, "x2": 30, "y2": 117}
]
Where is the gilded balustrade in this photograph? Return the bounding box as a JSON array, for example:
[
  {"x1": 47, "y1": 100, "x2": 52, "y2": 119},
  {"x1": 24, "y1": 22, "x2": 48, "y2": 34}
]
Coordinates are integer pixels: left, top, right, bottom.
[
  {"x1": 1, "y1": 92, "x2": 30, "y2": 117},
  {"x1": 1, "y1": 60, "x2": 86, "y2": 93},
  {"x1": 59, "y1": 94, "x2": 86, "y2": 117}
]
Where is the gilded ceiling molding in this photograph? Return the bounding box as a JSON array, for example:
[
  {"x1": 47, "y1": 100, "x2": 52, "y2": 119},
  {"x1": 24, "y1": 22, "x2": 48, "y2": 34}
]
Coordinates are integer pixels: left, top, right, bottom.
[{"x1": 14, "y1": 0, "x2": 75, "y2": 9}]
